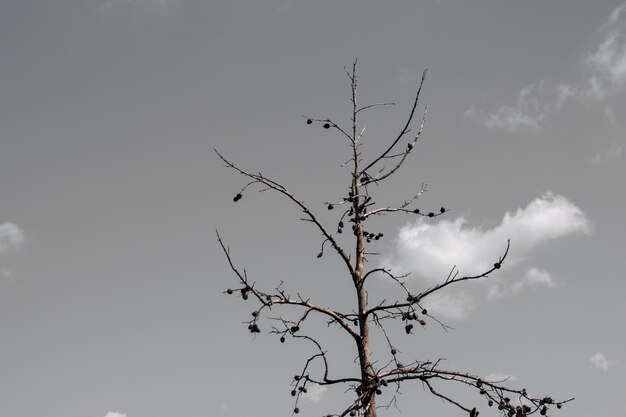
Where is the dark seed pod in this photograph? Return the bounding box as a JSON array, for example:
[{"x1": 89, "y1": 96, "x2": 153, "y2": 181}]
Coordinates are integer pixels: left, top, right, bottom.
[
  {"x1": 294, "y1": 407, "x2": 299, "y2": 414},
  {"x1": 407, "y1": 143, "x2": 413, "y2": 149},
  {"x1": 306, "y1": 119, "x2": 313, "y2": 124},
  {"x1": 350, "y1": 411, "x2": 356, "y2": 417},
  {"x1": 376, "y1": 389, "x2": 382, "y2": 395},
  {"x1": 226, "y1": 289, "x2": 234, "y2": 294},
  {"x1": 291, "y1": 390, "x2": 297, "y2": 396},
  {"x1": 390, "y1": 348, "x2": 397, "y2": 355},
  {"x1": 422, "y1": 309, "x2": 427, "y2": 314},
  {"x1": 405, "y1": 324, "x2": 413, "y2": 334},
  {"x1": 428, "y1": 212, "x2": 435, "y2": 217},
  {"x1": 494, "y1": 262, "x2": 501, "y2": 269},
  {"x1": 440, "y1": 207, "x2": 446, "y2": 213},
  {"x1": 353, "y1": 320, "x2": 358, "y2": 326},
  {"x1": 323, "y1": 123, "x2": 330, "y2": 129},
  {"x1": 328, "y1": 204, "x2": 334, "y2": 210},
  {"x1": 317, "y1": 252, "x2": 323, "y2": 258},
  {"x1": 557, "y1": 404, "x2": 562, "y2": 409},
  {"x1": 280, "y1": 336, "x2": 286, "y2": 343},
  {"x1": 290, "y1": 325, "x2": 300, "y2": 333},
  {"x1": 488, "y1": 400, "x2": 493, "y2": 407},
  {"x1": 338, "y1": 221, "x2": 344, "y2": 228},
  {"x1": 419, "y1": 319, "x2": 426, "y2": 326},
  {"x1": 242, "y1": 292, "x2": 249, "y2": 300},
  {"x1": 233, "y1": 193, "x2": 242, "y2": 202},
  {"x1": 413, "y1": 209, "x2": 420, "y2": 214}
]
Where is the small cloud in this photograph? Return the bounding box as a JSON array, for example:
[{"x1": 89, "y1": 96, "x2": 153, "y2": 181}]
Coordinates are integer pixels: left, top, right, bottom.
[
  {"x1": 303, "y1": 384, "x2": 328, "y2": 404},
  {"x1": 590, "y1": 353, "x2": 617, "y2": 371},
  {"x1": 590, "y1": 143, "x2": 623, "y2": 165},
  {"x1": 583, "y1": 3, "x2": 626, "y2": 100},
  {"x1": 488, "y1": 268, "x2": 558, "y2": 299},
  {"x1": 484, "y1": 373, "x2": 518, "y2": 382},
  {"x1": 0, "y1": 222, "x2": 24, "y2": 253},
  {"x1": 467, "y1": 82, "x2": 563, "y2": 132},
  {"x1": 484, "y1": 83, "x2": 548, "y2": 132}
]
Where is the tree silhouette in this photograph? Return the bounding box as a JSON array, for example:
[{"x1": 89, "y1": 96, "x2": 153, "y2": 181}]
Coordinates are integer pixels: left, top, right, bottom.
[{"x1": 217, "y1": 62, "x2": 572, "y2": 417}]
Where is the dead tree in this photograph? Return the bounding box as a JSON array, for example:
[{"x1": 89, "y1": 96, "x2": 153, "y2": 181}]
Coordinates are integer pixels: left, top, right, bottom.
[{"x1": 216, "y1": 63, "x2": 572, "y2": 417}]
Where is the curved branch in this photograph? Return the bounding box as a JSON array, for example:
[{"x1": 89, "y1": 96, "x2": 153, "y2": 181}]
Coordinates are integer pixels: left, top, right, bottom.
[
  {"x1": 366, "y1": 240, "x2": 510, "y2": 317},
  {"x1": 217, "y1": 230, "x2": 360, "y2": 340},
  {"x1": 360, "y1": 69, "x2": 427, "y2": 176},
  {"x1": 215, "y1": 149, "x2": 355, "y2": 277}
]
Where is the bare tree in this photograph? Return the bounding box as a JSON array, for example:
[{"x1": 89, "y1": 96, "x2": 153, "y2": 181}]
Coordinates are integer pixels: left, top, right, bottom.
[{"x1": 216, "y1": 63, "x2": 572, "y2": 417}]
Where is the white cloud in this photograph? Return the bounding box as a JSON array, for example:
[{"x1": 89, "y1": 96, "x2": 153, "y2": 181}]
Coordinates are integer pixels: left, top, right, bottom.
[
  {"x1": 386, "y1": 193, "x2": 591, "y2": 281},
  {"x1": 590, "y1": 143, "x2": 623, "y2": 165},
  {"x1": 590, "y1": 353, "x2": 617, "y2": 371},
  {"x1": 466, "y1": 82, "x2": 575, "y2": 132},
  {"x1": 483, "y1": 83, "x2": 549, "y2": 132},
  {"x1": 303, "y1": 384, "x2": 327, "y2": 404},
  {"x1": 467, "y1": 3, "x2": 626, "y2": 131},
  {"x1": 484, "y1": 373, "x2": 518, "y2": 382},
  {"x1": 104, "y1": 413, "x2": 127, "y2": 417},
  {"x1": 383, "y1": 193, "x2": 590, "y2": 320},
  {"x1": 584, "y1": 3, "x2": 626, "y2": 100},
  {"x1": 488, "y1": 267, "x2": 558, "y2": 299},
  {"x1": 0, "y1": 222, "x2": 24, "y2": 253}
]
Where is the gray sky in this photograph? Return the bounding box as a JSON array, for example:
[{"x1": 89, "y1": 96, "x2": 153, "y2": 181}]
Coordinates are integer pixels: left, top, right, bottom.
[{"x1": 1, "y1": 1, "x2": 625, "y2": 416}]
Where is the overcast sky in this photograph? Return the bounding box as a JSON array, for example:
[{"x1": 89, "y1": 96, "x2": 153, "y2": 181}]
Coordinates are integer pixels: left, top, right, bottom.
[{"x1": 1, "y1": 1, "x2": 625, "y2": 417}]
